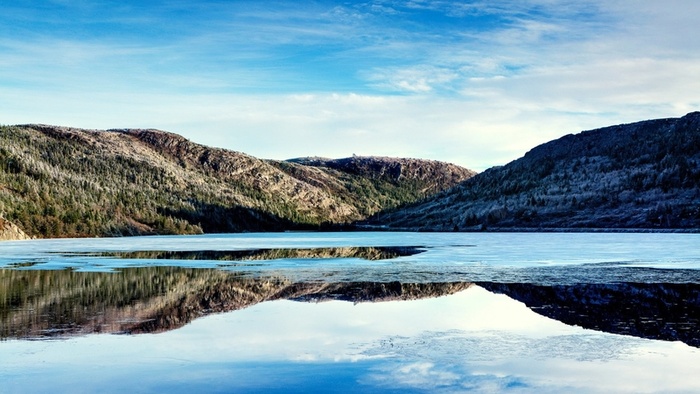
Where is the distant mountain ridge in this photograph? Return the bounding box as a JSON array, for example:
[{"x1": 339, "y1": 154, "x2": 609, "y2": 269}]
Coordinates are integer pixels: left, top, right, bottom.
[
  {"x1": 372, "y1": 112, "x2": 700, "y2": 231},
  {"x1": 4, "y1": 112, "x2": 699, "y2": 237},
  {"x1": 0, "y1": 124, "x2": 474, "y2": 238},
  {"x1": 288, "y1": 156, "x2": 474, "y2": 185}
]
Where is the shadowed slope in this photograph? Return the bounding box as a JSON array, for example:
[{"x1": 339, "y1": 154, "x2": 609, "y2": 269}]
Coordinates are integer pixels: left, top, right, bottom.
[{"x1": 373, "y1": 112, "x2": 700, "y2": 231}]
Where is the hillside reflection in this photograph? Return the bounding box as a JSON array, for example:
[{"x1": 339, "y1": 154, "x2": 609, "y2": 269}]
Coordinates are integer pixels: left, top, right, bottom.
[
  {"x1": 60, "y1": 246, "x2": 425, "y2": 262},
  {"x1": 0, "y1": 267, "x2": 469, "y2": 339},
  {"x1": 2, "y1": 267, "x2": 699, "y2": 347},
  {"x1": 480, "y1": 282, "x2": 700, "y2": 347}
]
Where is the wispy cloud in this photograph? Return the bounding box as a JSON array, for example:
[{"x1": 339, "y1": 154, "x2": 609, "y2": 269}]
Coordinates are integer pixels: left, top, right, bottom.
[
  {"x1": 1, "y1": 1, "x2": 699, "y2": 170},
  {"x1": 365, "y1": 65, "x2": 459, "y2": 93}
]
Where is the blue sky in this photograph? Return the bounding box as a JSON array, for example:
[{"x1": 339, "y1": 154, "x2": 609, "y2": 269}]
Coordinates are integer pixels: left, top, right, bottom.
[{"x1": 2, "y1": 1, "x2": 699, "y2": 170}]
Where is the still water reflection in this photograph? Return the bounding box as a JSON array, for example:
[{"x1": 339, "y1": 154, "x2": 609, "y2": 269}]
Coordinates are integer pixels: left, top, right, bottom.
[
  {"x1": 2, "y1": 281, "x2": 699, "y2": 393},
  {"x1": 1, "y1": 232, "x2": 699, "y2": 393},
  {"x1": 1, "y1": 267, "x2": 469, "y2": 338},
  {"x1": 2, "y1": 267, "x2": 699, "y2": 347}
]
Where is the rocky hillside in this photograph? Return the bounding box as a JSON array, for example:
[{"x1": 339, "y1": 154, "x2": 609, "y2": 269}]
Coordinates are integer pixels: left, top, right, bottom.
[
  {"x1": 0, "y1": 124, "x2": 474, "y2": 238},
  {"x1": 288, "y1": 156, "x2": 475, "y2": 191},
  {"x1": 372, "y1": 112, "x2": 700, "y2": 231},
  {"x1": 0, "y1": 217, "x2": 29, "y2": 241}
]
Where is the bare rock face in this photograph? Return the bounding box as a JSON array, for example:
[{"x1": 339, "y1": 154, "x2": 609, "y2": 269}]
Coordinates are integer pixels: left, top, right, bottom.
[
  {"x1": 289, "y1": 155, "x2": 476, "y2": 193},
  {"x1": 0, "y1": 217, "x2": 30, "y2": 241}
]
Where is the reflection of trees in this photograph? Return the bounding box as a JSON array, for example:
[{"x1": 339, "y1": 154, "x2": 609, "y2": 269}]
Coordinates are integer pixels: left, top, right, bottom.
[
  {"x1": 480, "y1": 282, "x2": 700, "y2": 348},
  {"x1": 0, "y1": 267, "x2": 469, "y2": 339},
  {"x1": 1, "y1": 267, "x2": 257, "y2": 338},
  {"x1": 6, "y1": 267, "x2": 697, "y2": 347},
  {"x1": 74, "y1": 246, "x2": 425, "y2": 261}
]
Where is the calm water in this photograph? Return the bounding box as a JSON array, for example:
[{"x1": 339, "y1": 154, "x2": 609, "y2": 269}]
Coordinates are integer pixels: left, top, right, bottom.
[{"x1": 1, "y1": 232, "x2": 699, "y2": 393}]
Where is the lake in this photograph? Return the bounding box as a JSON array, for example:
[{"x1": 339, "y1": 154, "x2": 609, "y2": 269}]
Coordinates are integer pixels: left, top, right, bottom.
[{"x1": 1, "y1": 232, "x2": 699, "y2": 393}]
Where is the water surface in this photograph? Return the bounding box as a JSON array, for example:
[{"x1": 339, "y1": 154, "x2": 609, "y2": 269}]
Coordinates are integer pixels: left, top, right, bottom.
[{"x1": 1, "y1": 232, "x2": 699, "y2": 393}]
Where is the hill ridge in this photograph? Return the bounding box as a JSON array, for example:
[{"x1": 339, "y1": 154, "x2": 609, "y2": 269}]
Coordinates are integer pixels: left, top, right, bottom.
[
  {"x1": 0, "y1": 124, "x2": 474, "y2": 238},
  {"x1": 372, "y1": 112, "x2": 700, "y2": 231}
]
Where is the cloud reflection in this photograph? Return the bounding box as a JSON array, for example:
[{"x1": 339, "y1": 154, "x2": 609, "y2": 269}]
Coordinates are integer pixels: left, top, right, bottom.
[{"x1": 3, "y1": 286, "x2": 700, "y2": 393}]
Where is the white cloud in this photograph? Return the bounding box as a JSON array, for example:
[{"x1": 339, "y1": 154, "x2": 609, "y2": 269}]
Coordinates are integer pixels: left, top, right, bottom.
[
  {"x1": 2, "y1": 1, "x2": 700, "y2": 171},
  {"x1": 365, "y1": 65, "x2": 459, "y2": 92},
  {"x1": 1, "y1": 65, "x2": 696, "y2": 173}
]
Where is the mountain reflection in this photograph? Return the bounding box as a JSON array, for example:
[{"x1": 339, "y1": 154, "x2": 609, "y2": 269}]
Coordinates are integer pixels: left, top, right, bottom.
[
  {"x1": 2, "y1": 267, "x2": 699, "y2": 347},
  {"x1": 62, "y1": 246, "x2": 425, "y2": 262},
  {"x1": 480, "y1": 282, "x2": 700, "y2": 348},
  {"x1": 0, "y1": 267, "x2": 469, "y2": 339}
]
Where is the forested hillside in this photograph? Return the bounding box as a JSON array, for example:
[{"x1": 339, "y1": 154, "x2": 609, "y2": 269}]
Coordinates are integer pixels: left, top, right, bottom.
[
  {"x1": 0, "y1": 125, "x2": 474, "y2": 238},
  {"x1": 372, "y1": 112, "x2": 700, "y2": 231}
]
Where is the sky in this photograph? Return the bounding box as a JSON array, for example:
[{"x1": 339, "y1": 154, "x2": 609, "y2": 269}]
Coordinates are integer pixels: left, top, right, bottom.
[{"x1": 1, "y1": 1, "x2": 699, "y2": 171}]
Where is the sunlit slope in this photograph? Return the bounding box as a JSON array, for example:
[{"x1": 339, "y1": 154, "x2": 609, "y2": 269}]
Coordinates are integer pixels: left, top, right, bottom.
[{"x1": 0, "y1": 125, "x2": 474, "y2": 237}]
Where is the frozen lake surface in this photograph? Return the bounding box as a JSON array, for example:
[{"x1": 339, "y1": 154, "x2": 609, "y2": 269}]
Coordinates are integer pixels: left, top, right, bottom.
[{"x1": 1, "y1": 232, "x2": 699, "y2": 393}]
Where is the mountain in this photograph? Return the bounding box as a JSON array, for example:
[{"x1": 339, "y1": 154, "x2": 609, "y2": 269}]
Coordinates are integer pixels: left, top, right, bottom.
[
  {"x1": 0, "y1": 124, "x2": 474, "y2": 238},
  {"x1": 372, "y1": 112, "x2": 700, "y2": 231},
  {"x1": 288, "y1": 156, "x2": 473, "y2": 189}
]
